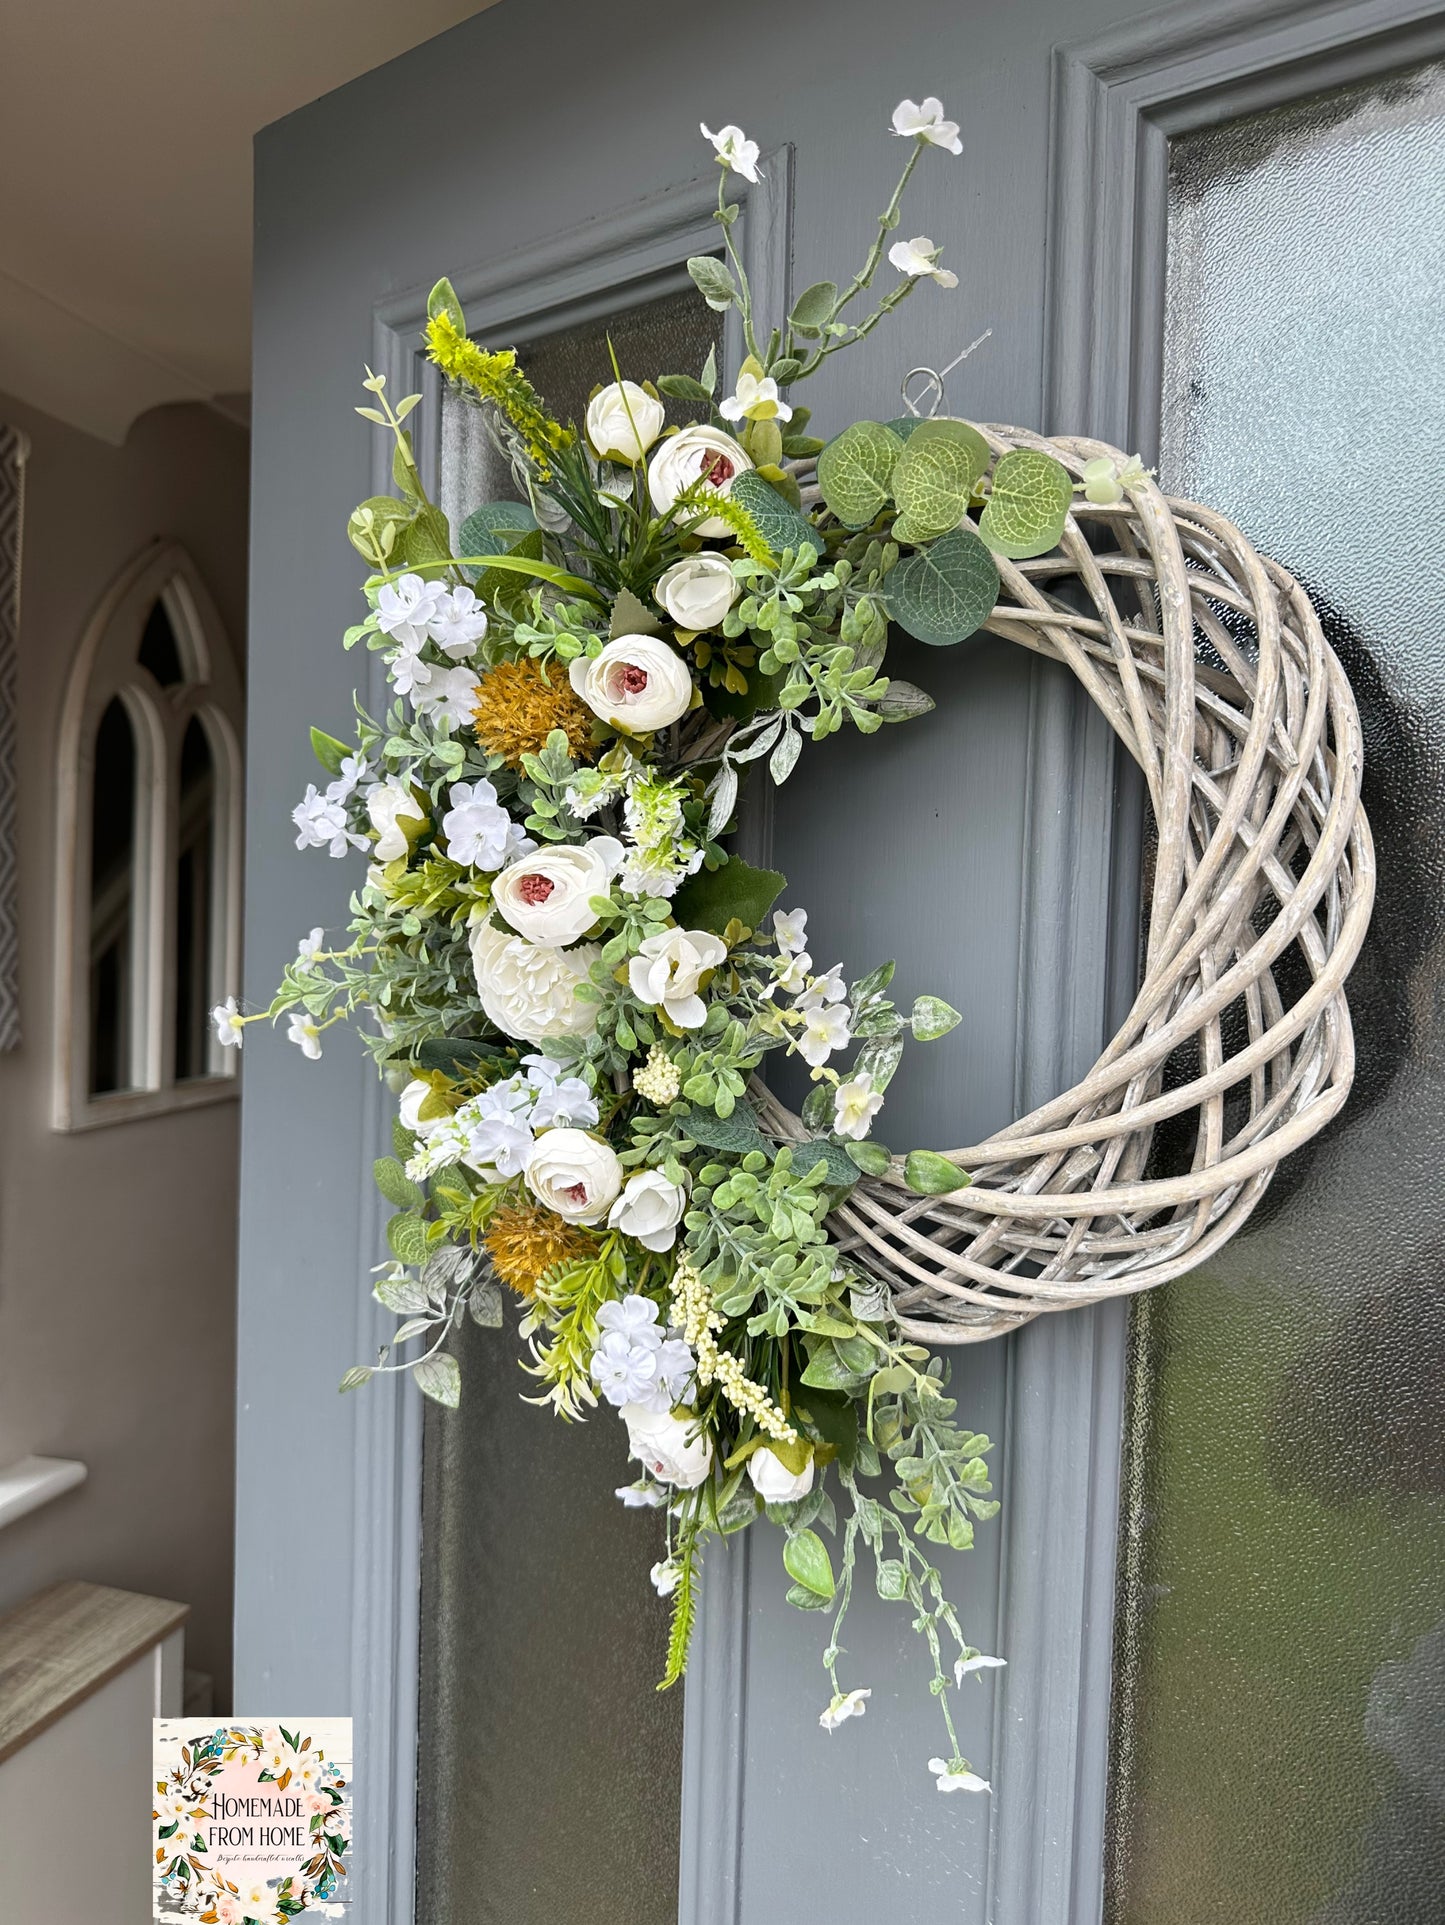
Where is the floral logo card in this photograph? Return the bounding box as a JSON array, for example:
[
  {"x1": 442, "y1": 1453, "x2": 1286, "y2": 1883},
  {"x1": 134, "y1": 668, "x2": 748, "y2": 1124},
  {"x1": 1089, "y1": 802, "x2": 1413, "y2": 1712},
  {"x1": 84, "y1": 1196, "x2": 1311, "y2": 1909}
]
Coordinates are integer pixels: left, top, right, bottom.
[{"x1": 153, "y1": 1719, "x2": 352, "y2": 1922}]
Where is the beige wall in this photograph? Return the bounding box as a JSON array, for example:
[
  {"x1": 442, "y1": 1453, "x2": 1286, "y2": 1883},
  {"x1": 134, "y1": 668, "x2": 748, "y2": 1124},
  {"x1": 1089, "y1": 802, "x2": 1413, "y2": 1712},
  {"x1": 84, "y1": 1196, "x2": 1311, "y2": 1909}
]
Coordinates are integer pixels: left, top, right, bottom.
[{"x1": 0, "y1": 394, "x2": 248, "y2": 1700}]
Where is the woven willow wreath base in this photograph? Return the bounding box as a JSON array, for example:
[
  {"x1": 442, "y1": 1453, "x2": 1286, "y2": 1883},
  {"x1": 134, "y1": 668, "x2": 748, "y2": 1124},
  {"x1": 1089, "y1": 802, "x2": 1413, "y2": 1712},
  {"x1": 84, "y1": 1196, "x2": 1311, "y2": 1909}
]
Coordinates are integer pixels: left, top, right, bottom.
[{"x1": 765, "y1": 426, "x2": 1375, "y2": 1344}]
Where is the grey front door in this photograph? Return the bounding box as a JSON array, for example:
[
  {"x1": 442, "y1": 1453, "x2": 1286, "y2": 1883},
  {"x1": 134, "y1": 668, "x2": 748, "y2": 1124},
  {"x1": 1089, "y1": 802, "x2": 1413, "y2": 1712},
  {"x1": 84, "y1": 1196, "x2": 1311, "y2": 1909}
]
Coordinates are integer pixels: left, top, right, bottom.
[{"x1": 236, "y1": 2, "x2": 1445, "y2": 1921}]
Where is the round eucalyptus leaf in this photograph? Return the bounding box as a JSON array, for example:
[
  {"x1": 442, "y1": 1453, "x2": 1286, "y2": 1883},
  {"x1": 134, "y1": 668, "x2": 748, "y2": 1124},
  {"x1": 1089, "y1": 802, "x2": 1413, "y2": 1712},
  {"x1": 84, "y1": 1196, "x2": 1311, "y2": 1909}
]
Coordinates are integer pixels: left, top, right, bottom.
[
  {"x1": 885, "y1": 526, "x2": 999, "y2": 646},
  {"x1": 816, "y1": 420, "x2": 903, "y2": 528},
  {"x1": 891, "y1": 420, "x2": 991, "y2": 542},
  {"x1": 978, "y1": 448, "x2": 1074, "y2": 559}
]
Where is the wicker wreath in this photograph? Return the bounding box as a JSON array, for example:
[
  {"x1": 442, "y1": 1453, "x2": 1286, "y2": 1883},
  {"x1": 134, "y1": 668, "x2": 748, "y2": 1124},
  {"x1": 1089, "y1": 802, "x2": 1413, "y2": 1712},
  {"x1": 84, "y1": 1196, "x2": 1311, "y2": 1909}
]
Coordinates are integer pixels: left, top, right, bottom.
[{"x1": 758, "y1": 426, "x2": 1376, "y2": 1344}]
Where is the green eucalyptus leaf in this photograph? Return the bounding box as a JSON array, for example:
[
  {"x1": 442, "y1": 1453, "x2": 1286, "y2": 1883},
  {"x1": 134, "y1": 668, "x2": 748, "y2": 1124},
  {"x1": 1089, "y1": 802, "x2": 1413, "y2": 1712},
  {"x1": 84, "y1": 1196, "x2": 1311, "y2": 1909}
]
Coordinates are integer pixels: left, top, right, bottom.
[
  {"x1": 687, "y1": 255, "x2": 738, "y2": 312},
  {"x1": 904, "y1": 1149, "x2": 971, "y2": 1196},
  {"x1": 782, "y1": 1528, "x2": 836, "y2": 1599},
  {"x1": 978, "y1": 448, "x2": 1074, "y2": 559},
  {"x1": 729, "y1": 472, "x2": 821, "y2": 562},
  {"x1": 310, "y1": 727, "x2": 349, "y2": 777},
  {"x1": 886, "y1": 526, "x2": 999, "y2": 646},
  {"x1": 672, "y1": 856, "x2": 785, "y2": 936},
  {"x1": 816, "y1": 420, "x2": 904, "y2": 529},
  {"x1": 845, "y1": 1139, "x2": 893, "y2": 1176},
  {"x1": 890, "y1": 419, "x2": 991, "y2": 541},
  {"x1": 412, "y1": 1352, "x2": 461, "y2": 1407},
  {"x1": 788, "y1": 279, "x2": 838, "y2": 338},
  {"x1": 910, "y1": 994, "x2": 963, "y2": 1041}
]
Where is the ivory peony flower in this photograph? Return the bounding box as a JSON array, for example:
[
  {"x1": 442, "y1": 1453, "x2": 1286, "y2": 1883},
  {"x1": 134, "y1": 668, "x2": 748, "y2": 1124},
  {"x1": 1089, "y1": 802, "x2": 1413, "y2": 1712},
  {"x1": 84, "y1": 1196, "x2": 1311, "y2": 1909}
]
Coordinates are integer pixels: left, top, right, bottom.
[
  {"x1": 470, "y1": 920, "x2": 600, "y2": 1045},
  {"x1": 888, "y1": 235, "x2": 959, "y2": 288},
  {"x1": 700, "y1": 121, "x2": 762, "y2": 182},
  {"x1": 628, "y1": 927, "x2": 727, "y2": 1029},
  {"x1": 366, "y1": 778, "x2": 427, "y2": 862},
  {"x1": 747, "y1": 1444, "x2": 815, "y2": 1504},
  {"x1": 525, "y1": 1127, "x2": 624, "y2": 1224},
  {"x1": 608, "y1": 1169, "x2": 687, "y2": 1252},
  {"x1": 891, "y1": 96, "x2": 963, "y2": 153},
  {"x1": 648, "y1": 423, "x2": 753, "y2": 537},
  {"x1": 570, "y1": 636, "x2": 694, "y2": 734},
  {"x1": 586, "y1": 380, "x2": 666, "y2": 463},
  {"x1": 622, "y1": 1402, "x2": 714, "y2": 1488},
  {"x1": 654, "y1": 553, "x2": 740, "y2": 631},
  {"x1": 492, "y1": 837, "x2": 624, "y2": 946}
]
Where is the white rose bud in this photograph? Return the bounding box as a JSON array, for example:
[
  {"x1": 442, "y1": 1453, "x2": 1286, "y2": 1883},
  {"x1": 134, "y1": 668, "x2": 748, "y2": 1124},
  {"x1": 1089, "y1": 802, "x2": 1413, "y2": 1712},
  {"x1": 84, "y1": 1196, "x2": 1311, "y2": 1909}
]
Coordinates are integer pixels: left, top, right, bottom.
[
  {"x1": 622, "y1": 1403, "x2": 714, "y2": 1489},
  {"x1": 654, "y1": 554, "x2": 740, "y2": 631},
  {"x1": 525, "y1": 1127, "x2": 624, "y2": 1225},
  {"x1": 747, "y1": 1444, "x2": 815, "y2": 1504},
  {"x1": 492, "y1": 837, "x2": 624, "y2": 947},
  {"x1": 398, "y1": 1078, "x2": 445, "y2": 1139},
  {"x1": 585, "y1": 380, "x2": 666, "y2": 463},
  {"x1": 366, "y1": 778, "x2": 427, "y2": 862},
  {"x1": 569, "y1": 635, "x2": 694, "y2": 734},
  {"x1": 628, "y1": 926, "x2": 727, "y2": 1030},
  {"x1": 647, "y1": 423, "x2": 753, "y2": 537},
  {"x1": 607, "y1": 1169, "x2": 688, "y2": 1252},
  {"x1": 469, "y1": 920, "x2": 600, "y2": 1046}
]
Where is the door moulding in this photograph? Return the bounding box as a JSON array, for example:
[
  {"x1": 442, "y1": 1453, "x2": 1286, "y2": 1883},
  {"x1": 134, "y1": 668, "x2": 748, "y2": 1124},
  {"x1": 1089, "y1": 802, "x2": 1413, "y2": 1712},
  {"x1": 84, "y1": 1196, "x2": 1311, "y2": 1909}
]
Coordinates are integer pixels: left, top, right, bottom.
[{"x1": 355, "y1": 151, "x2": 792, "y2": 1925}]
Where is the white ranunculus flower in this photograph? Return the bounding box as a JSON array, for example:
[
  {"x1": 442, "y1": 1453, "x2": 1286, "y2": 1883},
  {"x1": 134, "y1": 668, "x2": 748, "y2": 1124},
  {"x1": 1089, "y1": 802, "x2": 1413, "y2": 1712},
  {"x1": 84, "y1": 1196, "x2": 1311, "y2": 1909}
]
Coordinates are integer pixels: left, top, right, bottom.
[
  {"x1": 366, "y1": 778, "x2": 427, "y2": 862},
  {"x1": 525, "y1": 1127, "x2": 624, "y2": 1224},
  {"x1": 569, "y1": 636, "x2": 694, "y2": 734},
  {"x1": 628, "y1": 927, "x2": 727, "y2": 1030},
  {"x1": 492, "y1": 837, "x2": 624, "y2": 946},
  {"x1": 891, "y1": 96, "x2": 963, "y2": 154},
  {"x1": 648, "y1": 423, "x2": 753, "y2": 538},
  {"x1": 585, "y1": 381, "x2": 666, "y2": 463},
  {"x1": 398, "y1": 1077, "x2": 446, "y2": 1139},
  {"x1": 888, "y1": 235, "x2": 959, "y2": 288},
  {"x1": 469, "y1": 920, "x2": 601, "y2": 1045},
  {"x1": 747, "y1": 1445, "x2": 815, "y2": 1504},
  {"x1": 621, "y1": 1402, "x2": 715, "y2": 1488},
  {"x1": 608, "y1": 1169, "x2": 688, "y2": 1252},
  {"x1": 654, "y1": 554, "x2": 740, "y2": 631}
]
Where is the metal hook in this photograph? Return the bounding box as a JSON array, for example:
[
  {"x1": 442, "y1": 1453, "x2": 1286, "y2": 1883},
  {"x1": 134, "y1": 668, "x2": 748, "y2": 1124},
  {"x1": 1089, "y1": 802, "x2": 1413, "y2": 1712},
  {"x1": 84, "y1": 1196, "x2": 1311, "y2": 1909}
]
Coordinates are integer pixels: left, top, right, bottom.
[{"x1": 900, "y1": 329, "x2": 994, "y2": 418}]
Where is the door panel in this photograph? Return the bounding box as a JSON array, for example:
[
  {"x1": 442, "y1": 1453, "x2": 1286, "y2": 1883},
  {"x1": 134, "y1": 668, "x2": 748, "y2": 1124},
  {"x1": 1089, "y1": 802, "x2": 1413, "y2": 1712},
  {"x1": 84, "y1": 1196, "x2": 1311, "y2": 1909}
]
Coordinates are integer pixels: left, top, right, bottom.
[{"x1": 1107, "y1": 56, "x2": 1445, "y2": 1924}]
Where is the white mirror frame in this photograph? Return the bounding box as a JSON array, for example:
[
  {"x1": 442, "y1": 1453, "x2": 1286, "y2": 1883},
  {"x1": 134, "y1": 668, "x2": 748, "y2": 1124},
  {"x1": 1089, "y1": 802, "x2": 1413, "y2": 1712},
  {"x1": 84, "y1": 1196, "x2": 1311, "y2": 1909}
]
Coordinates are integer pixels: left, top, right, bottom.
[{"x1": 53, "y1": 539, "x2": 244, "y2": 1130}]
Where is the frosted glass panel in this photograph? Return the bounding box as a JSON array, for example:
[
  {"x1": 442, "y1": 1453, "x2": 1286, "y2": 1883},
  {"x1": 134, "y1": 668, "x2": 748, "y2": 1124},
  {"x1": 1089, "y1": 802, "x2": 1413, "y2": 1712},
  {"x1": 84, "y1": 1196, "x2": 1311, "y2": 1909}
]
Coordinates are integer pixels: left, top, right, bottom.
[
  {"x1": 417, "y1": 280, "x2": 719, "y2": 1925},
  {"x1": 1108, "y1": 62, "x2": 1445, "y2": 1923}
]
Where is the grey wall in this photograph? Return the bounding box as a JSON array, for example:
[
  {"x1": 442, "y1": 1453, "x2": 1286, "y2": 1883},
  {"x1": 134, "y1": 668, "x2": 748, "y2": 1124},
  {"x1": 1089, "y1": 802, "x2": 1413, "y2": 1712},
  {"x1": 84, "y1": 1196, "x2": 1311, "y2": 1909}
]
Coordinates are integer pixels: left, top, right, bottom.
[{"x1": 0, "y1": 393, "x2": 249, "y2": 1698}]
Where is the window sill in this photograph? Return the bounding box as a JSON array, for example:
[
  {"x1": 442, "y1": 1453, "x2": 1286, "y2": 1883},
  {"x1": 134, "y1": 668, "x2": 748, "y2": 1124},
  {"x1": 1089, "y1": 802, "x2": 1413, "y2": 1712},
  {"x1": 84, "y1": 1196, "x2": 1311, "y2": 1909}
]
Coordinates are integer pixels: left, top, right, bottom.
[{"x1": 54, "y1": 1074, "x2": 239, "y2": 1134}]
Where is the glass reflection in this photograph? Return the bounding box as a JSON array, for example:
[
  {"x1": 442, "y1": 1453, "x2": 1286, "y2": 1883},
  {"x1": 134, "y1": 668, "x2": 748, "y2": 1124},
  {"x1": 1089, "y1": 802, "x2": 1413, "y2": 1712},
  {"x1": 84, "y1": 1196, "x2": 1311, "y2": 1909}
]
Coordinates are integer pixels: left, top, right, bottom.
[
  {"x1": 88, "y1": 695, "x2": 137, "y2": 1094},
  {"x1": 174, "y1": 715, "x2": 216, "y2": 1081},
  {"x1": 1108, "y1": 61, "x2": 1445, "y2": 1924}
]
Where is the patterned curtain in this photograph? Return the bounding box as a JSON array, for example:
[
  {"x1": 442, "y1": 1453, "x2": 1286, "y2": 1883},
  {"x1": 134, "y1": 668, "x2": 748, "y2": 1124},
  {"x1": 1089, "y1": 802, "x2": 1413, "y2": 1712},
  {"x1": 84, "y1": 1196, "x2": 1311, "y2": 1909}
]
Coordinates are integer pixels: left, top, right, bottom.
[{"x1": 0, "y1": 425, "x2": 26, "y2": 1050}]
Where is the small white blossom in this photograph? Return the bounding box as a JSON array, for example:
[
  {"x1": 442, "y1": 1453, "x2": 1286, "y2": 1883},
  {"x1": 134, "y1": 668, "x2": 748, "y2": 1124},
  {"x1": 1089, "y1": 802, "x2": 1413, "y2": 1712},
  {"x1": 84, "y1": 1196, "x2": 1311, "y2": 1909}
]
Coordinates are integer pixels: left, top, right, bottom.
[
  {"x1": 651, "y1": 1559, "x2": 682, "y2": 1597},
  {"x1": 387, "y1": 640, "x2": 433, "y2": 700},
  {"x1": 428, "y1": 583, "x2": 490, "y2": 659},
  {"x1": 928, "y1": 1757, "x2": 992, "y2": 1795},
  {"x1": 701, "y1": 120, "x2": 762, "y2": 182},
  {"x1": 591, "y1": 1331, "x2": 662, "y2": 1408},
  {"x1": 799, "y1": 1001, "x2": 851, "y2": 1068},
  {"x1": 888, "y1": 235, "x2": 959, "y2": 287},
  {"x1": 442, "y1": 779, "x2": 532, "y2": 871},
  {"x1": 720, "y1": 365, "x2": 793, "y2": 425},
  {"x1": 293, "y1": 784, "x2": 365, "y2": 858},
  {"x1": 773, "y1": 907, "x2": 808, "y2": 954},
  {"x1": 458, "y1": 1080, "x2": 535, "y2": 1179},
  {"x1": 819, "y1": 1688, "x2": 872, "y2": 1732},
  {"x1": 524, "y1": 1055, "x2": 599, "y2": 1130},
  {"x1": 761, "y1": 948, "x2": 812, "y2": 1000},
  {"x1": 797, "y1": 964, "x2": 846, "y2": 1011},
  {"x1": 833, "y1": 1071, "x2": 884, "y2": 1140},
  {"x1": 891, "y1": 96, "x2": 963, "y2": 153},
  {"x1": 286, "y1": 1012, "x2": 323, "y2": 1061},
  {"x1": 955, "y1": 1652, "x2": 1007, "y2": 1685},
  {"x1": 413, "y1": 664, "x2": 482, "y2": 729},
  {"x1": 616, "y1": 1481, "x2": 669, "y2": 1509},
  {"x1": 296, "y1": 926, "x2": 325, "y2": 961},
  {"x1": 375, "y1": 572, "x2": 447, "y2": 648},
  {"x1": 211, "y1": 997, "x2": 245, "y2": 1048}
]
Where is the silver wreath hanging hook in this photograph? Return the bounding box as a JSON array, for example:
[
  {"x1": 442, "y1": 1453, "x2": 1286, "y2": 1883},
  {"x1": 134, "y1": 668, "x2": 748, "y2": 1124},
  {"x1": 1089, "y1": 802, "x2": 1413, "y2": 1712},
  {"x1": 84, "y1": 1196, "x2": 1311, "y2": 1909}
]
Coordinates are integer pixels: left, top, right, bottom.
[{"x1": 900, "y1": 327, "x2": 993, "y2": 418}]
